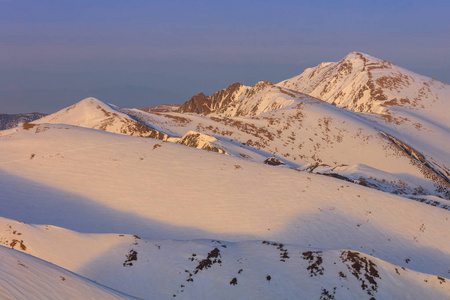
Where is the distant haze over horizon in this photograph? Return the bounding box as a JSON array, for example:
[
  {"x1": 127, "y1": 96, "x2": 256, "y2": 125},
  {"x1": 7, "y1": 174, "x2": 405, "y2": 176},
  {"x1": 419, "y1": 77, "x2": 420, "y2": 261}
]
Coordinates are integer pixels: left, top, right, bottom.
[{"x1": 1, "y1": 0, "x2": 449, "y2": 114}]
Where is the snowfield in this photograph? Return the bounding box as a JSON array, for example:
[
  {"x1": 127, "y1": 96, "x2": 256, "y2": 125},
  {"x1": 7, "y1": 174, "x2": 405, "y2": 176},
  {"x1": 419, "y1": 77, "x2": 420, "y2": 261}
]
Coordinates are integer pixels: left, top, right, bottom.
[{"x1": 0, "y1": 124, "x2": 449, "y2": 298}]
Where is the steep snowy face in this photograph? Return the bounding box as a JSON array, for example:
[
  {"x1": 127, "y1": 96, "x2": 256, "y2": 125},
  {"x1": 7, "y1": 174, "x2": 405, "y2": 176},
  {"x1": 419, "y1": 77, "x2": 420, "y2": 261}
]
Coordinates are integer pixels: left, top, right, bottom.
[
  {"x1": 216, "y1": 81, "x2": 308, "y2": 117},
  {"x1": 277, "y1": 52, "x2": 450, "y2": 116},
  {"x1": 33, "y1": 97, "x2": 170, "y2": 140},
  {"x1": 178, "y1": 82, "x2": 250, "y2": 115},
  {"x1": 178, "y1": 80, "x2": 314, "y2": 118}
]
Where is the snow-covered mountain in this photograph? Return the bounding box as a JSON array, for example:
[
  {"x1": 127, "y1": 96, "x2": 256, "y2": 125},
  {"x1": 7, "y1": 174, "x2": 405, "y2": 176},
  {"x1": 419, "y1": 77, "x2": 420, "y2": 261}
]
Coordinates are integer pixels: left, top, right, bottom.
[
  {"x1": 178, "y1": 80, "x2": 304, "y2": 117},
  {"x1": 34, "y1": 97, "x2": 170, "y2": 140},
  {"x1": 128, "y1": 96, "x2": 449, "y2": 200},
  {"x1": 277, "y1": 51, "x2": 449, "y2": 116},
  {"x1": 0, "y1": 51, "x2": 449, "y2": 299},
  {"x1": 178, "y1": 82, "x2": 249, "y2": 115}
]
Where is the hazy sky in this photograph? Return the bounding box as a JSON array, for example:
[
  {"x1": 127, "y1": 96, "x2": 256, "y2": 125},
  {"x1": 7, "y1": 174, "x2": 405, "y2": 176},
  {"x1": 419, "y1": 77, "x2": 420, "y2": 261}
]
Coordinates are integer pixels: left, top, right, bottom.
[{"x1": 1, "y1": 0, "x2": 449, "y2": 113}]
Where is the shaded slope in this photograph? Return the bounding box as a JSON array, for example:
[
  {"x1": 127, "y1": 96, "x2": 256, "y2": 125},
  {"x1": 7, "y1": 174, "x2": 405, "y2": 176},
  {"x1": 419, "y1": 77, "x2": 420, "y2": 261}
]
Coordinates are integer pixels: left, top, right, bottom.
[
  {"x1": 0, "y1": 245, "x2": 137, "y2": 299},
  {"x1": 0, "y1": 217, "x2": 449, "y2": 299}
]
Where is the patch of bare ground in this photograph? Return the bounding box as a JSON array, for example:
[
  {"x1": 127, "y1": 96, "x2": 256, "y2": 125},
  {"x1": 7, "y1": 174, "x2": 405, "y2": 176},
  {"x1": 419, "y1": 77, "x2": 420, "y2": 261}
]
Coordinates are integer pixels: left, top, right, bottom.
[
  {"x1": 163, "y1": 114, "x2": 192, "y2": 124},
  {"x1": 320, "y1": 287, "x2": 337, "y2": 300},
  {"x1": 262, "y1": 241, "x2": 290, "y2": 261},
  {"x1": 123, "y1": 250, "x2": 138, "y2": 267},
  {"x1": 10, "y1": 239, "x2": 27, "y2": 251},
  {"x1": 340, "y1": 250, "x2": 380, "y2": 297},
  {"x1": 301, "y1": 251, "x2": 324, "y2": 277},
  {"x1": 22, "y1": 123, "x2": 36, "y2": 130}
]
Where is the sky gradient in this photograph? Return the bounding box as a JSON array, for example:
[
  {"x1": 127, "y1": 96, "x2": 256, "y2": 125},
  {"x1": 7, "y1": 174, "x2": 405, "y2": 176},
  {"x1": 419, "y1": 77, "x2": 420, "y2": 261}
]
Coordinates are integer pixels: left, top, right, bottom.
[{"x1": 1, "y1": 0, "x2": 449, "y2": 113}]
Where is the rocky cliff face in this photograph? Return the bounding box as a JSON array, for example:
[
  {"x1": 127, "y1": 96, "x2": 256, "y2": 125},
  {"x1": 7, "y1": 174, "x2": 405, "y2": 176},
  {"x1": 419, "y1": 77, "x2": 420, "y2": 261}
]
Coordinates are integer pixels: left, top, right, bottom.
[{"x1": 177, "y1": 82, "x2": 249, "y2": 115}]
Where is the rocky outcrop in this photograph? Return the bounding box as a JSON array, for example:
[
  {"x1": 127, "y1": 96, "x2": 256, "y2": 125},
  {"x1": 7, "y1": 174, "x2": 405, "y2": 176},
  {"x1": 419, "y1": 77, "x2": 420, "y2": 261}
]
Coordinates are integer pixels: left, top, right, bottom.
[
  {"x1": 178, "y1": 82, "x2": 248, "y2": 115},
  {"x1": 177, "y1": 131, "x2": 228, "y2": 154}
]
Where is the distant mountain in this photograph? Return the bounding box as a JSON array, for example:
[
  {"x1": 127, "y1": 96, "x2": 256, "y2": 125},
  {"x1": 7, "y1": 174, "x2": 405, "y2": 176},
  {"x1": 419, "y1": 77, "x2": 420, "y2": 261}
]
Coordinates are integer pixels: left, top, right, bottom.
[
  {"x1": 167, "y1": 52, "x2": 449, "y2": 199},
  {"x1": 0, "y1": 112, "x2": 47, "y2": 130},
  {"x1": 277, "y1": 51, "x2": 450, "y2": 116},
  {"x1": 33, "y1": 97, "x2": 170, "y2": 140},
  {"x1": 178, "y1": 81, "x2": 304, "y2": 117},
  {"x1": 178, "y1": 82, "x2": 249, "y2": 115},
  {"x1": 140, "y1": 104, "x2": 181, "y2": 113}
]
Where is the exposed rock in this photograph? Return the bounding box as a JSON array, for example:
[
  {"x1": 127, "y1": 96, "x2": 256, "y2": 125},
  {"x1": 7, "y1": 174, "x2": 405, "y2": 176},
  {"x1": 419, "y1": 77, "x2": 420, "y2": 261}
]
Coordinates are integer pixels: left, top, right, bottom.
[
  {"x1": 264, "y1": 157, "x2": 285, "y2": 166},
  {"x1": 178, "y1": 83, "x2": 248, "y2": 115},
  {"x1": 177, "y1": 131, "x2": 229, "y2": 155}
]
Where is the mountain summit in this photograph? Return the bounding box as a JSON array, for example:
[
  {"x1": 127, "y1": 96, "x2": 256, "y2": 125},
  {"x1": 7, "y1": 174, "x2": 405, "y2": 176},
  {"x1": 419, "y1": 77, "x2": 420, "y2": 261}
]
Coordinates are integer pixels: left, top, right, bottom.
[{"x1": 277, "y1": 51, "x2": 449, "y2": 116}]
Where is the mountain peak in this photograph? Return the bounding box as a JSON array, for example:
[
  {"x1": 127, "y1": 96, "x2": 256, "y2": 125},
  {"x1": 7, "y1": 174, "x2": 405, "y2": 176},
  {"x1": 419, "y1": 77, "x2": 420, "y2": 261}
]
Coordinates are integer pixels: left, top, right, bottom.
[
  {"x1": 277, "y1": 52, "x2": 448, "y2": 115},
  {"x1": 32, "y1": 97, "x2": 171, "y2": 140},
  {"x1": 178, "y1": 82, "x2": 249, "y2": 115}
]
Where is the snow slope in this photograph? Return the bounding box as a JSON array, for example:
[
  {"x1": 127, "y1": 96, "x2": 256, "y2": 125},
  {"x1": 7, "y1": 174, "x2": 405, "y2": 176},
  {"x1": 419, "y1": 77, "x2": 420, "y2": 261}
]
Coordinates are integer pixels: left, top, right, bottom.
[
  {"x1": 277, "y1": 52, "x2": 450, "y2": 182},
  {"x1": 0, "y1": 245, "x2": 136, "y2": 299},
  {"x1": 1, "y1": 217, "x2": 449, "y2": 299},
  {"x1": 123, "y1": 97, "x2": 449, "y2": 200},
  {"x1": 0, "y1": 125, "x2": 449, "y2": 273}
]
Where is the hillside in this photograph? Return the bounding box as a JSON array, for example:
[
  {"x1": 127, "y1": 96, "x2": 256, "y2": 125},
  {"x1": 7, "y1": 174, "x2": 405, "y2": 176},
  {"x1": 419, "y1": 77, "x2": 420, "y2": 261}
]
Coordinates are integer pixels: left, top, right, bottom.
[
  {"x1": 0, "y1": 124, "x2": 449, "y2": 298},
  {"x1": 123, "y1": 95, "x2": 449, "y2": 201},
  {"x1": 0, "y1": 245, "x2": 136, "y2": 299}
]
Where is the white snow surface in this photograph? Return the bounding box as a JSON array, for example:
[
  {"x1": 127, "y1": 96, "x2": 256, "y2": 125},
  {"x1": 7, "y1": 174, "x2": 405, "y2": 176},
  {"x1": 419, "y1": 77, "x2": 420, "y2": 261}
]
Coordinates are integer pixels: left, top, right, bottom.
[
  {"x1": 0, "y1": 245, "x2": 136, "y2": 299},
  {"x1": 1, "y1": 217, "x2": 449, "y2": 299}
]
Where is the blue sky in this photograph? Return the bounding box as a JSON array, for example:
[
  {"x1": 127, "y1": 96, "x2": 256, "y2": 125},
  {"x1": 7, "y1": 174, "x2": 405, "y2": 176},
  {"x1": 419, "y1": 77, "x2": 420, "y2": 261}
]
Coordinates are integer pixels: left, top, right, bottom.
[{"x1": 1, "y1": 0, "x2": 449, "y2": 113}]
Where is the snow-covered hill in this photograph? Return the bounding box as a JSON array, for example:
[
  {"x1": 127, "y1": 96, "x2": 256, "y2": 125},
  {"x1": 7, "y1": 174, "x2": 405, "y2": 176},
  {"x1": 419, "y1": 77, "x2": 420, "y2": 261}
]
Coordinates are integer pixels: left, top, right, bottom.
[
  {"x1": 1, "y1": 217, "x2": 449, "y2": 299},
  {"x1": 33, "y1": 97, "x2": 170, "y2": 140},
  {"x1": 0, "y1": 125, "x2": 449, "y2": 298}
]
